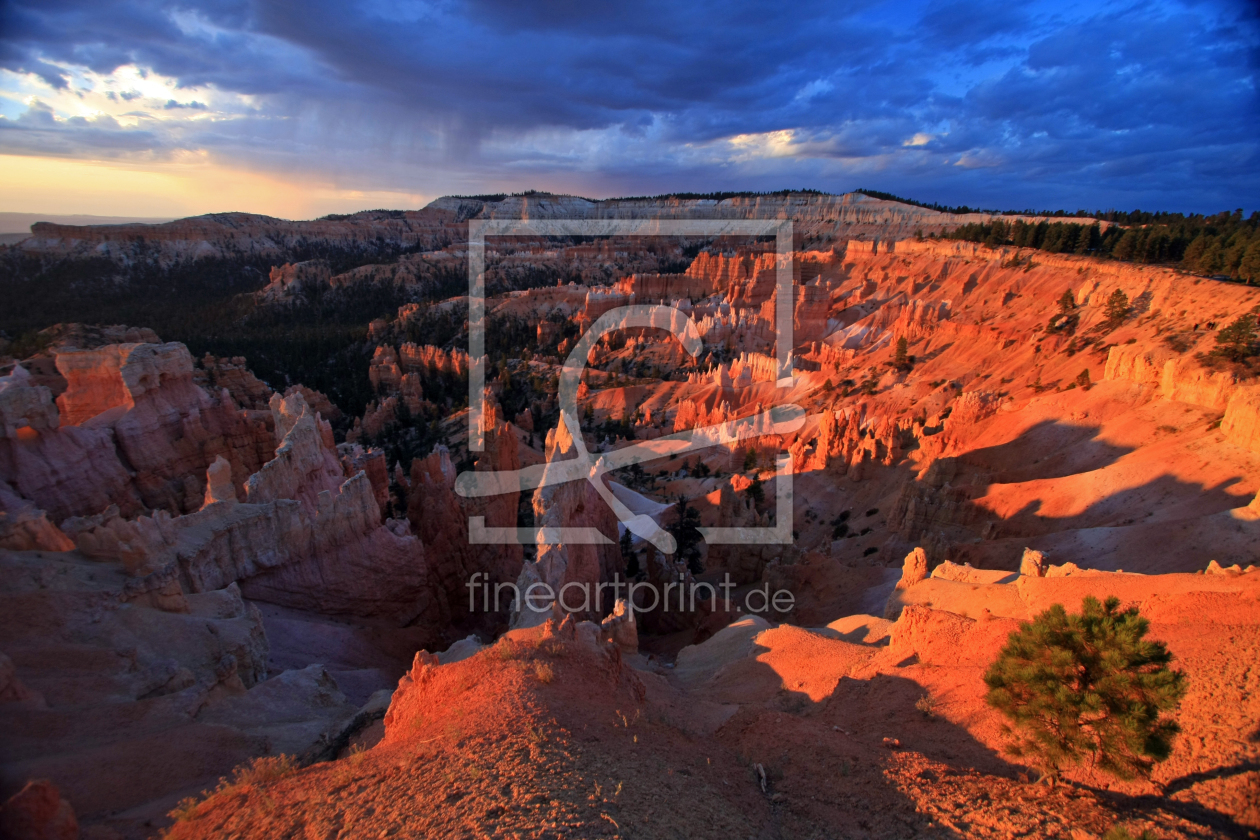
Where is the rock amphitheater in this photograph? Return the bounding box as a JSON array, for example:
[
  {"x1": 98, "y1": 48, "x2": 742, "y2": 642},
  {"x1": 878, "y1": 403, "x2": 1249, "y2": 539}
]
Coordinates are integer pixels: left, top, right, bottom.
[{"x1": 0, "y1": 193, "x2": 1257, "y2": 839}]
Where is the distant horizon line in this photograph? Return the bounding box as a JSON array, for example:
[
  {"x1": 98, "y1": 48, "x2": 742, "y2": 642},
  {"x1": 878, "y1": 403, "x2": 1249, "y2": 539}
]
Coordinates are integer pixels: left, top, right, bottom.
[{"x1": 0, "y1": 188, "x2": 1252, "y2": 235}]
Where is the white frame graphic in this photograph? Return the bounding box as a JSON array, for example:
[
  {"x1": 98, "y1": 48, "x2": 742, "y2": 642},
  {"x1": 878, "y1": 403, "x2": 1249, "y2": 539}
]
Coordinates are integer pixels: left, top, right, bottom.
[{"x1": 459, "y1": 218, "x2": 799, "y2": 547}]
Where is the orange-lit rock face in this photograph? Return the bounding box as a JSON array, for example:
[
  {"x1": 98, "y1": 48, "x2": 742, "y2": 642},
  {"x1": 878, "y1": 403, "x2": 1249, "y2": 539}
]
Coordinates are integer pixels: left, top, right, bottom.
[
  {"x1": 398, "y1": 343, "x2": 469, "y2": 377},
  {"x1": 1, "y1": 363, "x2": 143, "y2": 521},
  {"x1": 1223, "y1": 385, "x2": 1260, "y2": 454},
  {"x1": 484, "y1": 235, "x2": 1260, "y2": 582},
  {"x1": 368, "y1": 345, "x2": 403, "y2": 392},
  {"x1": 50, "y1": 343, "x2": 277, "y2": 514},
  {"x1": 53, "y1": 344, "x2": 136, "y2": 426}
]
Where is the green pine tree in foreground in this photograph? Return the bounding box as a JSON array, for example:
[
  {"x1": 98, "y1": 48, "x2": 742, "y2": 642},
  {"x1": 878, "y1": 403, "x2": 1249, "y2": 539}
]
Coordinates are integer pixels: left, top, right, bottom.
[{"x1": 983, "y1": 596, "x2": 1187, "y2": 784}]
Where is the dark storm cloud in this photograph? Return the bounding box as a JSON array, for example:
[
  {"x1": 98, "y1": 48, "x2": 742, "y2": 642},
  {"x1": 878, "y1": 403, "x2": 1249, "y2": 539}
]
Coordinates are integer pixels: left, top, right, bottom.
[{"x1": 0, "y1": 0, "x2": 1255, "y2": 211}]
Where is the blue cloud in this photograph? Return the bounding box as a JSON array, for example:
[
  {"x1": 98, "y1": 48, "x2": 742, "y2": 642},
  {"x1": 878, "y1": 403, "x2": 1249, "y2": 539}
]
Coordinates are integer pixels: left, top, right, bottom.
[{"x1": 0, "y1": 0, "x2": 1255, "y2": 212}]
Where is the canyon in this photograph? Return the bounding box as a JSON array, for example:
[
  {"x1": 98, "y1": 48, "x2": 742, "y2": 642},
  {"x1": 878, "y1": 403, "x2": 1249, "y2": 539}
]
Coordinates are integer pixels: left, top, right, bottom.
[{"x1": 0, "y1": 193, "x2": 1257, "y2": 840}]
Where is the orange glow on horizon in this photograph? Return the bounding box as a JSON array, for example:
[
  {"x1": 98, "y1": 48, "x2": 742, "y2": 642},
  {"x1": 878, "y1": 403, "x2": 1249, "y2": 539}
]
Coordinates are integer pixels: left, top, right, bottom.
[{"x1": 0, "y1": 154, "x2": 433, "y2": 221}]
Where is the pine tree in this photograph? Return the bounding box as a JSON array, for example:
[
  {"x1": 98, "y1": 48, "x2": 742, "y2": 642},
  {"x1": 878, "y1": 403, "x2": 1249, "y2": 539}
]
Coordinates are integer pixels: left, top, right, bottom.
[
  {"x1": 1113, "y1": 230, "x2": 1138, "y2": 261},
  {"x1": 666, "y1": 496, "x2": 703, "y2": 574},
  {"x1": 1198, "y1": 239, "x2": 1224, "y2": 275},
  {"x1": 1214, "y1": 313, "x2": 1258, "y2": 362},
  {"x1": 1104, "y1": 289, "x2": 1130, "y2": 325},
  {"x1": 1042, "y1": 224, "x2": 1066, "y2": 253},
  {"x1": 984, "y1": 221, "x2": 1008, "y2": 248},
  {"x1": 1057, "y1": 289, "x2": 1077, "y2": 314},
  {"x1": 1012, "y1": 220, "x2": 1032, "y2": 247},
  {"x1": 893, "y1": 336, "x2": 911, "y2": 370},
  {"x1": 1075, "y1": 224, "x2": 1100, "y2": 255},
  {"x1": 1180, "y1": 233, "x2": 1209, "y2": 271},
  {"x1": 620, "y1": 529, "x2": 640, "y2": 578},
  {"x1": 746, "y1": 474, "x2": 765, "y2": 505},
  {"x1": 1239, "y1": 242, "x2": 1260, "y2": 285},
  {"x1": 1058, "y1": 224, "x2": 1080, "y2": 254},
  {"x1": 984, "y1": 596, "x2": 1186, "y2": 783}
]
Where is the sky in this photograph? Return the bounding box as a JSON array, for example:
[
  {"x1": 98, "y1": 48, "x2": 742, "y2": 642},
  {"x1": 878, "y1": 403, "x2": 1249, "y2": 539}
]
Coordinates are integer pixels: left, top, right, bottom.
[{"x1": 0, "y1": 0, "x2": 1257, "y2": 220}]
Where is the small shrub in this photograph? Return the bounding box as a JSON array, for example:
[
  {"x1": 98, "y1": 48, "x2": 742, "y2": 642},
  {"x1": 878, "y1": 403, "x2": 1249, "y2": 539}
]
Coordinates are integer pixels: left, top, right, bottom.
[
  {"x1": 534, "y1": 661, "x2": 555, "y2": 684},
  {"x1": 984, "y1": 596, "x2": 1186, "y2": 783},
  {"x1": 225, "y1": 755, "x2": 296, "y2": 790},
  {"x1": 1103, "y1": 828, "x2": 1157, "y2": 840},
  {"x1": 169, "y1": 797, "x2": 201, "y2": 823},
  {"x1": 915, "y1": 693, "x2": 937, "y2": 719},
  {"x1": 1075, "y1": 369, "x2": 1091, "y2": 390},
  {"x1": 167, "y1": 754, "x2": 299, "y2": 824}
]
